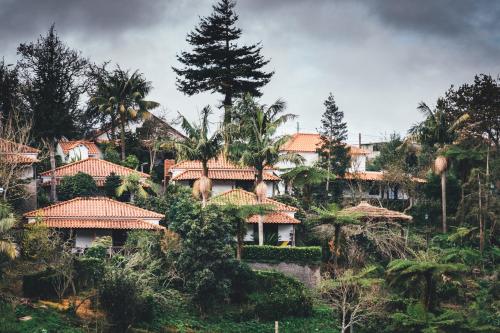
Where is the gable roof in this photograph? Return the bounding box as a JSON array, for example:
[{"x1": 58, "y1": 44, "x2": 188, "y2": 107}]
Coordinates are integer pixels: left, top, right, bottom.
[
  {"x1": 280, "y1": 133, "x2": 369, "y2": 155},
  {"x1": 58, "y1": 141, "x2": 100, "y2": 155},
  {"x1": 24, "y1": 197, "x2": 163, "y2": 219},
  {"x1": 211, "y1": 189, "x2": 297, "y2": 212},
  {"x1": 39, "y1": 158, "x2": 149, "y2": 185},
  {"x1": 170, "y1": 156, "x2": 279, "y2": 181},
  {"x1": 341, "y1": 201, "x2": 412, "y2": 221},
  {"x1": 172, "y1": 169, "x2": 279, "y2": 181},
  {"x1": 0, "y1": 139, "x2": 39, "y2": 154},
  {"x1": 343, "y1": 171, "x2": 426, "y2": 183}
]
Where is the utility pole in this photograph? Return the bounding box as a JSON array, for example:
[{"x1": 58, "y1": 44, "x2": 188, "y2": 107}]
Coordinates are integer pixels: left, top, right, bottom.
[
  {"x1": 358, "y1": 133, "x2": 361, "y2": 148},
  {"x1": 296, "y1": 122, "x2": 300, "y2": 133}
]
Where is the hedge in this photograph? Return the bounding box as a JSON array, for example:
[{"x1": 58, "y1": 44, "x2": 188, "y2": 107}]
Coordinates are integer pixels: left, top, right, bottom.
[{"x1": 242, "y1": 245, "x2": 322, "y2": 264}]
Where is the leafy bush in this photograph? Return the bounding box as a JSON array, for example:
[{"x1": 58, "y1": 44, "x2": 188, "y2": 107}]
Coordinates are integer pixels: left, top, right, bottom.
[
  {"x1": 103, "y1": 146, "x2": 120, "y2": 164},
  {"x1": 57, "y1": 172, "x2": 98, "y2": 200},
  {"x1": 103, "y1": 172, "x2": 121, "y2": 199},
  {"x1": 98, "y1": 269, "x2": 155, "y2": 331},
  {"x1": 121, "y1": 154, "x2": 140, "y2": 169},
  {"x1": 242, "y1": 245, "x2": 322, "y2": 264},
  {"x1": 249, "y1": 271, "x2": 313, "y2": 320}
]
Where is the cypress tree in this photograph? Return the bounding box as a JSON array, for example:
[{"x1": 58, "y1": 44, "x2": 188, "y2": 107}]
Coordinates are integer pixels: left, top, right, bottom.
[
  {"x1": 317, "y1": 93, "x2": 350, "y2": 201},
  {"x1": 173, "y1": 0, "x2": 273, "y2": 124}
]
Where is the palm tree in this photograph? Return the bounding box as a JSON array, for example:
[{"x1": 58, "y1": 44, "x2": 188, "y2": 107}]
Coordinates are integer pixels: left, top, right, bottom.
[
  {"x1": 386, "y1": 251, "x2": 465, "y2": 311},
  {"x1": 0, "y1": 200, "x2": 18, "y2": 260},
  {"x1": 221, "y1": 203, "x2": 274, "y2": 260},
  {"x1": 175, "y1": 106, "x2": 223, "y2": 207},
  {"x1": 408, "y1": 101, "x2": 469, "y2": 233},
  {"x1": 309, "y1": 204, "x2": 360, "y2": 272},
  {"x1": 116, "y1": 173, "x2": 148, "y2": 203},
  {"x1": 229, "y1": 94, "x2": 303, "y2": 245},
  {"x1": 281, "y1": 165, "x2": 330, "y2": 209},
  {"x1": 92, "y1": 67, "x2": 159, "y2": 160}
]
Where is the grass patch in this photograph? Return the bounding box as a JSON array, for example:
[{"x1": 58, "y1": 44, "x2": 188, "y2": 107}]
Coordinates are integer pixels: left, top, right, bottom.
[{"x1": 0, "y1": 302, "x2": 83, "y2": 333}]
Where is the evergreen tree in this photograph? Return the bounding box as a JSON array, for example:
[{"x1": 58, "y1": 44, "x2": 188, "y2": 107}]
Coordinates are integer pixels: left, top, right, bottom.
[
  {"x1": 173, "y1": 0, "x2": 273, "y2": 124},
  {"x1": 17, "y1": 25, "x2": 88, "y2": 202},
  {"x1": 317, "y1": 93, "x2": 350, "y2": 202},
  {"x1": 0, "y1": 60, "x2": 21, "y2": 131}
]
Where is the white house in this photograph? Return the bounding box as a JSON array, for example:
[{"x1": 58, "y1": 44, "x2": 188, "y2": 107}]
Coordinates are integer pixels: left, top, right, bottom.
[
  {"x1": 0, "y1": 139, "x2": 40, "y2": 210},
  {"x1": 57, "y1": 140, "x2": 102, "y2": 163},
  {"x1": 24, "y1": 197, "x2": 164, "y2": 250},
  {"x1": 210, "y1": 189, "x2": 300, "y2": 245},
  {"x1": 278, "y1": 132, "x2": 369, "y2": 172},
  {"x1": 165, "y1": 156, "x2": 281, "y2": 197}
]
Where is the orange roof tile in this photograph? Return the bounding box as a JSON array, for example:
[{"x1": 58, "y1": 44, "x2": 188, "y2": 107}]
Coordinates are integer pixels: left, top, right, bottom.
[
  {"x1": 171, "y1": 156, "x2": 274, "y2": 170},
  {"x1": 280, "y1": 133, "x2": 369, "y2": 155},
  {"x1": 343, "y1": 171, "x2": 426, "y2": 183},
  {"x1": 39, "y1": 158, "x2": 149, "y2": 185},
  {"x1": 59, "y1": 141, "x2": 100, "y2": 155},
  {"x1": 341, "y1": 201, "x2": 412, "y2": 221},
  {"x1": 210, "y1": 189, "x2": 297, "y2": 212},
  {"x1": 40, "y1": 218, "x2": 164, "y2": 230},
  {"x1": 0, "y1": 139, "x2": 39, "y2": 154},
  {"x1": 24, "y1": 197, "x2": 163, "y2": 220},
  {"x1": 1, "y1": 154, "x2": 39, "y2": 164},
  {"x1": 172, "y1": 169, "x2": 279, "y2": 181},
  {"x1": 247, "y1": 212, "x2": 300, "y2": 224}
]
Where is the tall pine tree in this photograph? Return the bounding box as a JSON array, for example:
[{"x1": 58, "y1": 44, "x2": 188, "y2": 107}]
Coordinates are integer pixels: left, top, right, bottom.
[
  {"x1": 173, "y1": 0, "x2": 273, "y2": 124},
  {"x1": 317, "y1": 93, "x2": 350, "y2": 202},
  {"x1": 0, "y1": 60, "x2": 21, "y2": 131},
  {"x1": 18, "y1": 25, "x2": 88, "y2": 201}
]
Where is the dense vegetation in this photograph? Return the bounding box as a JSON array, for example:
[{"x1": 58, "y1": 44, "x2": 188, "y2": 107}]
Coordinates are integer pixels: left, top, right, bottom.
[{"x1": 0, "y1": 0, "x2": 498, "y2": 332}]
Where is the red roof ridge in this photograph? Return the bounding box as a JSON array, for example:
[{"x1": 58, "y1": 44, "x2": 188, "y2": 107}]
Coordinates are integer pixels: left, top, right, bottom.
[{"x1": 39, "y1": 157, "x2": 150, "y2": 178}]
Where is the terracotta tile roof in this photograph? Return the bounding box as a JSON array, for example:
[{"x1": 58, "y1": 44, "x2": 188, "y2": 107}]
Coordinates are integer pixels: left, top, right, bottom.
[
  {"x1": 39, "y1": 158, "x2": 149, "y2": 185},
  {"x1": 343, "y1": 171, "x2": 426, "y2": 183},
  {"x1": 0, "y1": 139, "x2": 39, "y2": 154},
  {"x1": 172, "y1": 169, "x2": 279, "y2": 181},
  {"x1": 40, "y1": 218, "x2": 164, "y2": 230},
  {"x1": 210, "y1": 189, "x2": 298, "y2": 212},
  {"x1": 172, "y1": 156, "x2": 273, "y2": 170},
  {"x1": 24, "y1": 197, "x2": 164, "y2": 220},
  {"x1": 59, "y1": 141, "x2": 100, "y2": 155},
  {"x1": 280, "y1": 133, "x2": 369, "y2": 155},
  {"x1": 341, "y1": 201, "x2": 412, "y2": 221},
  {"x1": 1, "y1": 154, "x2": 39, "y2": 164},
  {"x1": 247, "y1": 212, "x2": 300, "y2": 224}
]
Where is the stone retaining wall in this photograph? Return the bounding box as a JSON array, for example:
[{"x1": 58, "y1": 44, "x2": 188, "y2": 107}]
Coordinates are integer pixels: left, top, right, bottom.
[{"x1": 247, "y1": 261, "x2": 321, "y2": 288}]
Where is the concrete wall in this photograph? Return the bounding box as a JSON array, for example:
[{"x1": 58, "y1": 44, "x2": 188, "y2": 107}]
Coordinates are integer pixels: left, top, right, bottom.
[
  {"x1": 75, "y1": 229, "x2": 112, "y2": 248},
  {"x1": 247, "y1": 261, "x2": 321, "y2": 288}
]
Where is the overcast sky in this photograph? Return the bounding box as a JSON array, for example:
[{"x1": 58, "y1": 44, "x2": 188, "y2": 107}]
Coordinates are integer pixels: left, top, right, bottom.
[{"x1": 1, "y1": 0, "x2": 499, "y2": 143}]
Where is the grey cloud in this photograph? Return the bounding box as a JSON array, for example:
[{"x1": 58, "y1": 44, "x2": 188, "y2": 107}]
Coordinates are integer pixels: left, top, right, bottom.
[{"x1": 0, "y1": 0, "x2": 171, "y2": 44}]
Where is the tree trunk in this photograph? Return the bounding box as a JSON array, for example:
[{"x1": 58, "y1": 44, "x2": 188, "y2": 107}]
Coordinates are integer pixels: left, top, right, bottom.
[
  {"x1": 478, "y1": 173, "x2": 484, "y2": 253},
  {"x1": 48, "y1": 142, "x2": 57, "y2": 202},
  {"x1": 236, "y1": 230, "x2": 243, "y2": 260},
  {"x1": 255, "y1": 170, "x2": 265, "y2": 246},
  {"x1": 441, "y1": 171, "x2": 447, "y2": 233},
  {"x1": 120, "y1": 114, "x2": 126, "y2": 161},
  {"x1": 424, "y1": 273, "x2": 434, "y2": 311}
]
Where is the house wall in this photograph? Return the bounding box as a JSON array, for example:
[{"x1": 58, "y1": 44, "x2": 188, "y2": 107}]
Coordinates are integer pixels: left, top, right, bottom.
[
  {"x1": 67, "y1": 145, "x2": 89, "y2": 162},
  {"x1": 349, "y1": 154, "x2": 367, "y2": 172},
  {"x1": 278, "y1": 225, "x2": 293, "y2": 242},
  {"x1": 75, "y1": 229, "x2": 112, "y2": 248}
]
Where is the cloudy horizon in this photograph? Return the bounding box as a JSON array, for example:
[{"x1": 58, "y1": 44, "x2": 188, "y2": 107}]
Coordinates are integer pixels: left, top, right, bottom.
[{"x1": 1, "y1": 0, "x2": 499, "y2": 144}]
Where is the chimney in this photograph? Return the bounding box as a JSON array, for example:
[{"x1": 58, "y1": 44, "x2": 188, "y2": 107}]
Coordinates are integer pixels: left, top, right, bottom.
[
  {"x1": 358, "y1": 133, "x2": 362, "y2": 148},
  {"x1": 163, "y1": 159, "x2": 176, "y2": 185}
]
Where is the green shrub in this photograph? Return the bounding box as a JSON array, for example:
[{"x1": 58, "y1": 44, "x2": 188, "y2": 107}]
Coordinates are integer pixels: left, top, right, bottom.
[
  {"x1": 242, "y1": 245, "x2": 322, "y2": 264},
  {"x1": 249, "y1": 271, "x2": 313, "y2": 320},
  {"x1": 103, "y1": 172, "x2": 121, "y2": 199},
  {"x1": 57, "y1": 172, "x2": 98, "y2": 200},
  {"x1": 122, "y1": 154, "x2": 140, "y2": 169},
  {"x1": 98, "y1": 270, "x2": 154, "y2": 331},
  {"x1": 22, "y1": 269, "x2": 59, "y2": 299}
]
